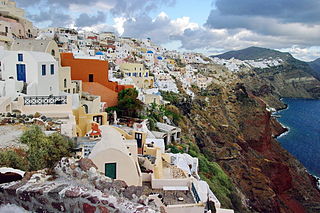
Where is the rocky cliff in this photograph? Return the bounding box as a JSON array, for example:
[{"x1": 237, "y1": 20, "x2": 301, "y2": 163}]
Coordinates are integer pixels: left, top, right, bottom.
[
  {"x1": 171, "y1": 83, "x2": 320, "y2": 212},
  {"x1": 0, "y1": 158, "x2": 159, "y2": 213},
  {"x1": 212, "y1": 46, "x2": 320, "y2": 107}
]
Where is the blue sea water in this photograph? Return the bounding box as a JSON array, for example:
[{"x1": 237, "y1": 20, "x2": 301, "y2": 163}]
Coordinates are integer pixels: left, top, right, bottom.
[{"x1": 275, "y1": 98, "x2": 320, "y2": 177}]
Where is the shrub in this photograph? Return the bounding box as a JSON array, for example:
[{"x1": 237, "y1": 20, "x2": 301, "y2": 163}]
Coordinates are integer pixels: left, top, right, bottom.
[
  {"x1": 0, "y1": 150, "x2": 29, "y2": 171},
  {"x1": 19, "y1": 125, "x2": 74, "y2": 171}
]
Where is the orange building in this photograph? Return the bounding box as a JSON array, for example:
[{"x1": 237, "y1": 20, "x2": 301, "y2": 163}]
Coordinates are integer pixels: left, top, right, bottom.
[
  {"x1": 61, "y1": 53, "x2": 133, "y2": 107},
  {"x1": 82, "y1": 82, "x2": 118, "y2": 107}
]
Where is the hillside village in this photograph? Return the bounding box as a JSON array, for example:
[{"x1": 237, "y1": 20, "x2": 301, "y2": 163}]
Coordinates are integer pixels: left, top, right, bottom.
[{"x1": 1, "y1": 1, "x2": 312, "y2": 213}]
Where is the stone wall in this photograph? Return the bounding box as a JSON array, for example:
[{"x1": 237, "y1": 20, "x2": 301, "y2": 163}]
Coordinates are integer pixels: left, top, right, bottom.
[{"x1": 0, "y1": 158, "x2": 159, "y2": 213}]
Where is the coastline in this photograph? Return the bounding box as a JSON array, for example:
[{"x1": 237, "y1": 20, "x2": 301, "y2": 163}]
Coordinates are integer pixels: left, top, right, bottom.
[
  {"x1": 274, "y1": 98, "x2": 320, "y2": 190},
  {"x1": 272, "y1": 98, "x2": 290, "y2": 139}
]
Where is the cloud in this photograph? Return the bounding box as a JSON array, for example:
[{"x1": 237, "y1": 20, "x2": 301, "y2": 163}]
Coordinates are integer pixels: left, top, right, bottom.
[
  {"x1": 15, "y1": 0, "x2": 100, "y2": 8},
  {"x1": 75, "y1": 11, "x2": 107, "y2": 28},
  {"x1": 15, "y1": 0, "x2": 320, "y2": 61},
  {"x1": 215, "y1": 0, "x2": 320, "y2": 24},
  {"x1": 28, "y1": 7, "x2": 73, "y2": 27},
  {"x1": 278, "y1": 46, "x2": 320, "y2": 62},
  {"x1": 110, "y1": 0, "x2": 176, "y2": 17},
  {"x1": 121, "y1": 13, "x2": 198, "y2": 44},
  {"x1": 16, "y1": 0, "x2": 176, "y2": 28},
  {"x1": 16, "y1": 0, "x2": 176, "y2": 17}
]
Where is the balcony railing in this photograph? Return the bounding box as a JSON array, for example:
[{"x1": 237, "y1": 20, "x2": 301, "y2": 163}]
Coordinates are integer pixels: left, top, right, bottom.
[
  {"x1": 24, "y1": 96, "x2": 67, "y2": 105},
  {"x1": 191, "y1": 182, "x2": 201, "y2": 203}
]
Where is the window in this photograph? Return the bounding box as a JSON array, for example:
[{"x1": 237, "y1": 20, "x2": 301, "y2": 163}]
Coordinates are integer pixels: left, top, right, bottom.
[
  {"x1": 51, "y1": 49, "x2": 55, "y2": 57},
  {"x1": 50, "y1": 64, "x2": 54, "y2": 75},
  {"x1": 18, "y1": 54, "x2": 23, "y2": 62},
  {"x1": 135, "y1": 133, "x2": 143, "y2": 148},
  {"x1": 5, "y1": 26, "x2": 8, "y2": 33},
  {"x1": 145, "y1": 72, "x2": 149, "y2": 77},
  {"x1": 42, "y1": 65, "x2": 46, "y2": 75},
  {"x1": 64, "y1": 79, "x2": 67, "y2": 88},
  {"x1": 139, "y1": 73, "x2": 142, "y2": 77},
  {"x1": 128, "y1": 73, "x2": 131, "y2": 77}
]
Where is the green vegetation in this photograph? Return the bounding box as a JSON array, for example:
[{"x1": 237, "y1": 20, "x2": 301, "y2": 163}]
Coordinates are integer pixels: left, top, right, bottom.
[
  {"x1": 0, "y1": 149, "x2": 29, "y2": 171},
  {"x1": 174, "y1": 58, "x2": 186, "y2": 68},
  {"x1": 107, "y1": 88, "x2": 144, "y2": 117},
  {"x1": 143, "y1": 103, "x2": 182, "y2": 130},
  {"x1": 160, "y1": 91, "x2": 181, "y2": 105},
  {"x1": 0, "y1": 126, "x2": 74, "y2": 171},
  {"x1": 168, "y1": 142, "x2": 242, "y2": 210}
]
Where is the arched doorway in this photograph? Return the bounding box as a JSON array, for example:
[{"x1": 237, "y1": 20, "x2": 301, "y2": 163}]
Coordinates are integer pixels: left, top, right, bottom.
[{"x1": 82, "y1": 104, "x2": 89, "y2": 113}]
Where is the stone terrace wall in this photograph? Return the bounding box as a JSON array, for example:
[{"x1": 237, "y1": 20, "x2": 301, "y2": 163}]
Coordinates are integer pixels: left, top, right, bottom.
[{"x1": 0, "y1": 158, "x2": 159, "y2": 213}]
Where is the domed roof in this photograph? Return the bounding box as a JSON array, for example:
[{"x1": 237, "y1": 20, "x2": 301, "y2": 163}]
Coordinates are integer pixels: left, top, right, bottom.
[
  {"x1": 95, "y1": 51, "x2": 104, "y2": 55},
  {"x1": 157, "y1": 56, "x2": 163, "y2": 60},
  {"x1": 147, "y1": 50, "x2": 154, "y2": 54}
]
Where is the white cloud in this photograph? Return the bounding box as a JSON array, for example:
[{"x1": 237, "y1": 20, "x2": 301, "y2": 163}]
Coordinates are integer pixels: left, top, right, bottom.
[
  {"x1": 278, "y1": 46, "x2": 320, "y2": 62},
  {"x1": 113, "y1": 17, "x2": 127, "y2": 35}
]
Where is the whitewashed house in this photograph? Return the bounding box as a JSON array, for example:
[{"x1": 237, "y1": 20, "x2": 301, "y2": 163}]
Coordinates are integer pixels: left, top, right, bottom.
[{"x1": 0, "y1": 50, "x2": 60, "y2": 97}]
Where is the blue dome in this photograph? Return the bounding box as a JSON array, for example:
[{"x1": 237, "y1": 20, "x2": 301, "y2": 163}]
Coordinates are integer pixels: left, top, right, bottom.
[
  {"x1": 157, "y1": 56, "x2": 163, "y2": 60},
  {"x1": 95, "y1": 52, "x2": 104, "y2": 55},
  {"x1": 147, "y1": 51, "x2": 154, "y2": 54}
]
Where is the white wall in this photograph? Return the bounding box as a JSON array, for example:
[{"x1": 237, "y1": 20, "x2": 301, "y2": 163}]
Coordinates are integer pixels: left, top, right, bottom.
[
  {"x1": 36, "y1": 61, "x2": 59, "y2": 96},
  {"x1": 0, "y1": 50, "x2": 59, "y2": 97}
]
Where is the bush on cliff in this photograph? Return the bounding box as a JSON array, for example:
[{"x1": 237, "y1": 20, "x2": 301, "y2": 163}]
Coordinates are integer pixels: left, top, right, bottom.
[
  {"x1": 19, "y1": 125, "x2": 74, "y2": 171},
  {"x1": 144, "y1": 103, "x2": 182, "y2": 129},
  {"x1": 0, "y1": 149, "x2": 29, "y2": 171},
  {"x1": 0, "y1": 126, "x2": 74, "y2": 171}
]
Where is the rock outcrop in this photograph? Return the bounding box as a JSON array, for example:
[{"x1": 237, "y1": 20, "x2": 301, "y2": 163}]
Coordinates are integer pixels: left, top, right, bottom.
[
  {"x1": 174, "y1": 83, "x2": 320, "y2": 212},
  {"x1": 0, "y1": 158, "x2": 159, "y2": 213}
]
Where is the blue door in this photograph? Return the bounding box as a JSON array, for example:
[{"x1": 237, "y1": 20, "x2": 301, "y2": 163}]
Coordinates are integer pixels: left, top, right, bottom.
[{"x1": 16, "y1": 64, "x2": 26, "y2": 82}]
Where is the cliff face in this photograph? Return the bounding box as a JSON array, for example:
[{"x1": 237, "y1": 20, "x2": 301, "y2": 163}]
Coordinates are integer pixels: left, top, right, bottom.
[
  {"x1": 213, "y1": 46, "x2": 320, "y2": 107},
  {"x1": 175, "y1": 83, "x2": 320, "y2": 212},
  {"x1": 0, "y1": 158, "x2": 158, "y2": 213}
]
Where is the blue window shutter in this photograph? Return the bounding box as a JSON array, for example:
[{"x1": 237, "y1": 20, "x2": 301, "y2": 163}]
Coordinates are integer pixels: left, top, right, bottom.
[
  {"x1": 42, "y1": 65, "x2": 46, "y2": 76},
  {"x1": 18, "y1": 54, "x2": 23, "y2": 62},
  {"x1": 50, "y1": 64, "x2": 54, "y2": 75}
]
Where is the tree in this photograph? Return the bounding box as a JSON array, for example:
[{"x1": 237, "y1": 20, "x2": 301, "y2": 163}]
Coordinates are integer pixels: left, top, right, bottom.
[{"x1": 117, "y1": 88, "x2": 144, "y2": 117}]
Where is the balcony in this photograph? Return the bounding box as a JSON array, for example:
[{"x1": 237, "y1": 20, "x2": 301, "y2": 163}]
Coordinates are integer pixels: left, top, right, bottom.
[{"x1": 23, "y1": 96, "x2": 68, "y2": 105}]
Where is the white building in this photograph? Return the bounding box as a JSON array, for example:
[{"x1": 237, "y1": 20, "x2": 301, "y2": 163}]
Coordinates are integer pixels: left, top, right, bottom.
[{"x1": 0, "y1": 49, "x2": 60, "y2": 98}]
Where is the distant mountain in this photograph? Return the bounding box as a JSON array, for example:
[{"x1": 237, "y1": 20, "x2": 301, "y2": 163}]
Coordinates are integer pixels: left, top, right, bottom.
[
  {"x1": 308, "y1": 58, "x2": 320, "y2": 79},
  {"x1": 211, "y1": 46, "x2": 293, "y2": 61},
  {"x1": 212, "y1": 46, "x2": 320, "y2": 81}
]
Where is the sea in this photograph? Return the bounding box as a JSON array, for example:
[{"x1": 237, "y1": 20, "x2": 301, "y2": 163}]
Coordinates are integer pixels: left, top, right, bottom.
[{"x1": 274, "y1": 98, "x2": 320, "y2": 179}]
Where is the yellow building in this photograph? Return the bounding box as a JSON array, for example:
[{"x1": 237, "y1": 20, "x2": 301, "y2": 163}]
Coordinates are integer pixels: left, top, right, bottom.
[
  {"x1": 73, "y1": 106, "x2": 108, "y2": 137},
  {"x1": 120, "y1": 63, "x2": 154, "y2": 89}
]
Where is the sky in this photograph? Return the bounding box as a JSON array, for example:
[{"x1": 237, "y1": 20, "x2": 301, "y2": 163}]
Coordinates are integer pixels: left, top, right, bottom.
[{"x1": 15, "y1": 0, "x2": 320, "y2": 61}]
